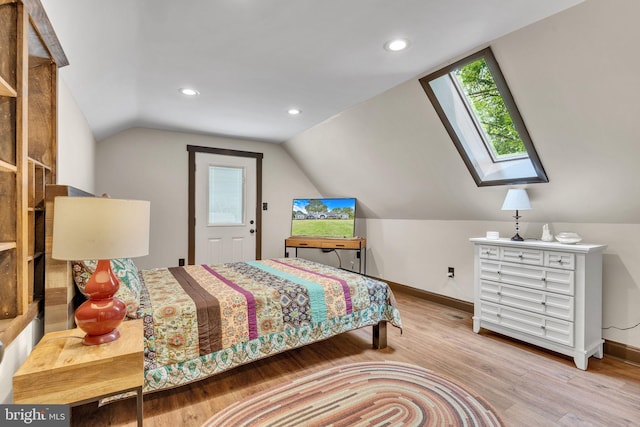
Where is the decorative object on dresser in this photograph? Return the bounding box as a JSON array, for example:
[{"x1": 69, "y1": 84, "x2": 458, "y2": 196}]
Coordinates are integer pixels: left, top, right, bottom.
[
  {"x1": 555, "y1": 232, "x2": 583, "y2": 244},
  {"x1": 52, "y1": 197, "x2": 150, "y2": 345},
  {"x1": 501, "y1": 188, "x2": 531, "y2": 241},
  {"x1": 470, "y1": 237, "x2": 607, "y2": 370},
  {"x1": 486, "y1": 231, "x2": 500, "y2": 240},
  {"x1": 541, "y1": 224, "x2": 554, "y2": 242}
]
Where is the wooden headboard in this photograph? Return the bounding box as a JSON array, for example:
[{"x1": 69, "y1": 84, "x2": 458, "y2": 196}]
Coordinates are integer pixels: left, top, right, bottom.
[{"x1": 44, "y1": 185, "x2": 93, "y2": 333}]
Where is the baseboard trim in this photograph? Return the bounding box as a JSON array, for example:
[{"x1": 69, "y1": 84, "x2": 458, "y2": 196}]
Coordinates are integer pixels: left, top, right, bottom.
[
  {"x1": 384, "y1": 280, "x2": 640, "y2": 366},
  {"x1": 385, "y1": 280, "x2": 473, "y2": 314},
  {"x1": 604, "y1": 340, "x2": 640, "y2": 366}
]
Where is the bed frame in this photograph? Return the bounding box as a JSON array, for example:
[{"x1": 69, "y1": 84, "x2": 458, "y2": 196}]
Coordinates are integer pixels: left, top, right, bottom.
[{"x1": 43, "y1": 184, "x2": 388, "y2": 348}]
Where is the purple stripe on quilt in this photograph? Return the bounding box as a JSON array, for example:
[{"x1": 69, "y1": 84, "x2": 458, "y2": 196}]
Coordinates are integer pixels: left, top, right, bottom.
[
  {"x1": 271, "y1": 259, "x2": 353, "y2": 314},
  {"x1": 201, "y1": 264, "x2": 259, "y2": 340},
  {"x1": 168, "y1": 267, "x2": 222, "y2": 355}
]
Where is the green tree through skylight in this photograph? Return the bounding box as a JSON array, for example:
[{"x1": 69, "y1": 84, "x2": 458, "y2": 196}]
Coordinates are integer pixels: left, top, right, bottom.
[{"x1": 455, "y1": 59, "x2": 526, "y2": 159}]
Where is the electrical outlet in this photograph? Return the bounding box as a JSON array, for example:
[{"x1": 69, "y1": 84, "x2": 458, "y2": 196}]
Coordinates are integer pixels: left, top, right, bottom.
[
  {"x1": 448, "y1": 267, "x2": 455, "y2": 278},
  {"x1": 179, "y1": 258, "x2": 185, "y2": 266}
]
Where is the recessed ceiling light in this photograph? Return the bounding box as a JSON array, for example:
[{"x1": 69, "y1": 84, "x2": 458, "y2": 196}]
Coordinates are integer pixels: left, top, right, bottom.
[
  {"x1": 384, "y1": 38, "x2": 410, "y2": 52},
  {"x1": 179, "y1": 88, "x2": 200, "y2": 96},
  {"x1": 288, "y1": 108, "x2": 302, "y2": 115}
]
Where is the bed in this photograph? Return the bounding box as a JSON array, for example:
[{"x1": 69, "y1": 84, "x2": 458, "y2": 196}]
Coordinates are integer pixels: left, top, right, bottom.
[{"x1": 44, "y1": 186, "x2": 402, "y2": 394}]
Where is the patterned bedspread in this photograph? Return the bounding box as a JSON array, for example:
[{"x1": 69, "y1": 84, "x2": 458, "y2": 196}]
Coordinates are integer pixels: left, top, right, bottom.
[{"x1": 140, "y1": 258, "x2": 402, "y2": 392}]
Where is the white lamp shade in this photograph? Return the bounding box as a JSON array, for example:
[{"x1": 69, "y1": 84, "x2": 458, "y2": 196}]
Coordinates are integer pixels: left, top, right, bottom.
[
  {"x1": 501, "y1": 189, "x2": 531, "y2": 211},
  {"x1": 52, "y1": 197, "x2": 150, "y2": 260}
]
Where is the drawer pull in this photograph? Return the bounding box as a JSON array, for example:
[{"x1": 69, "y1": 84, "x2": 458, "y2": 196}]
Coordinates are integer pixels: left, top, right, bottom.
[
  {"x1": 540, "y1": 325, "x2": 546, "y2": 330},
  {"x1": 540, "y1": 301, "x2": 546, "y2": 305},
  {"x1": 496, "y1": 291, "x2": 501, "y2": 296},
  {"x1": 518, "y1": 253, "x2": 524, "y2": 258},
  {"x1": 541, "y1": 277, "x2": 546, "y2": 281}
]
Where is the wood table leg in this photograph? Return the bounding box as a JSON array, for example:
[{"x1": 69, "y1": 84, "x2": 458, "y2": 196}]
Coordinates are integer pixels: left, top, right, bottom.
[{"x1": 136, "y1": 386, "x2": 143, "y2": 426}]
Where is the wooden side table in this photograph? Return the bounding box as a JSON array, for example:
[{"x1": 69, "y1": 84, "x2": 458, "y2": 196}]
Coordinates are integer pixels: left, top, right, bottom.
[
  {"x1": 13, "y1": 319, "x2": 143, "y2": 426},
  {"x1": 284, "y1": 236, "x2": 367, "y2": 273}
]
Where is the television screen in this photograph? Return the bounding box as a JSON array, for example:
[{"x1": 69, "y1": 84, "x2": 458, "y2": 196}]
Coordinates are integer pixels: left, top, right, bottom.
[{"x1": 291, "y1": 198, "x2": 356, "y2": 238}]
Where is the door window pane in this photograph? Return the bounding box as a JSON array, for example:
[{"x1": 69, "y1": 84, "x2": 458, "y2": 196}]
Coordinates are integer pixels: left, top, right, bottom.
[{"x1": 208, "y1": 166, "x2": 244, "y2": 225}]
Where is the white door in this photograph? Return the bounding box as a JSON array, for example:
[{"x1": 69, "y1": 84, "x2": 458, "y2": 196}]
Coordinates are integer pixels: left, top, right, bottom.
[{"x1": 195, "y1": 152, "x2": 257, "y2": 265}]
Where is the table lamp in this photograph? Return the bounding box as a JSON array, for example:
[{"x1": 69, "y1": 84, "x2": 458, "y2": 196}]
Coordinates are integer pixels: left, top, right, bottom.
[
  {"x1": 501, "y1": 188, "x2": 530, "y2": 241},
  {"x1": 52, "y1": 196, "x2": 150, "y2": 345}
]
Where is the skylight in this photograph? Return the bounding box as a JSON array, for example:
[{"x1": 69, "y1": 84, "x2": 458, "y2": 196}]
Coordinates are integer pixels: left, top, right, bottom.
[{"x1": 419, "y1": 47, "x2": 548, "y2": 187}]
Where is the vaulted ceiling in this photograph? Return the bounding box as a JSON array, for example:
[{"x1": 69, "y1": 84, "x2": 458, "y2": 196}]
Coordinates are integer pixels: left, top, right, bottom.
[{"x1": 41, "y1": 0, "x2": 582, "y2": 142}]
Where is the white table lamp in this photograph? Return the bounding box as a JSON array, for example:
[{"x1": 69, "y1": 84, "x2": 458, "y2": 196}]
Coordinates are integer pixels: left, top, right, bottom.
[{"x1": 501, "y1": 188, "x2": 531, "y2": 241}]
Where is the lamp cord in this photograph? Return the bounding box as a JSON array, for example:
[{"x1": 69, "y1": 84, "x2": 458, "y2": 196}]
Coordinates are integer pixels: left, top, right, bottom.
[
  {"x1": 602, "y1": 321, "x2": 640, "y2": 331},
  {"x1": 334, "y1": 250, "x2": 343, "y2": 268}
]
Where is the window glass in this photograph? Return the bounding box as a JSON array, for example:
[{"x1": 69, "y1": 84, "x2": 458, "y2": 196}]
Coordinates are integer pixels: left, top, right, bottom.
[
  {"x1": 419, "y1": 47, "x2": 548, "y2": 186},
  {"x1": 208, "y1": 166, "x2": 244, "y2": 225}
]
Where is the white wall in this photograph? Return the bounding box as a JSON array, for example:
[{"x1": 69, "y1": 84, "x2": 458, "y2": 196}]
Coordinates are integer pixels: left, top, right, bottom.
[
  {"x1": 56, "y1": 77, "x2": 95, "y2": 193},
  {"x1": 283, "y1": 0, "x2": 640, "y2": 349},
  {"x1": 95, "y1": 128, "x2": 320, "y2": 270},
  {"x1": 0, "y1": 318, "x2": 42, "y2": 404}
]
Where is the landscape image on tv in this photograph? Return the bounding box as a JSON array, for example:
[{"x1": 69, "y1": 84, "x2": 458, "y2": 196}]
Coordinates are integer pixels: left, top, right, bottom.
[{"x1": 291, "y1": 198, "x2": 356, "y2": 238}]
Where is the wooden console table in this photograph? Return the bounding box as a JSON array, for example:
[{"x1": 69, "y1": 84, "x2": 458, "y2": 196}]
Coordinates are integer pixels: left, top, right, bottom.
[
  {"x1": 284, "y1": 237, "x2": 367, "y2": 274},
  {"x1": 13, "y1": 319, "x2": 143, "y2": 426}
]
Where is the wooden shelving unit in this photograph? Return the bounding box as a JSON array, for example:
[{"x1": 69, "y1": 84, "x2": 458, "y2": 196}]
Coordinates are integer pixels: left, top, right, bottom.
[{"x1": 0, "y1": 0, "x2": 67, "y2": 348}]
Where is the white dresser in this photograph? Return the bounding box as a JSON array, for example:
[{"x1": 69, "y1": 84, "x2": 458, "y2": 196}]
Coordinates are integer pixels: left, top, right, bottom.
[{"x1": 470, "y1": 237, "x2": 607, "y2": 370}]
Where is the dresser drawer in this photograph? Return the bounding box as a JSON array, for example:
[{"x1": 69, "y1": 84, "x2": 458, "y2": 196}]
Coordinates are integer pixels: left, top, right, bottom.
[
  {"x1": 481, "y1": 245, "x2": 575, "y2": 270},
  {"x1": 479, "y1": 280, "x2": 574, "y2": 321},
  {"x1": 501, "y1": 247, "x2": 544, "y2": 266},
  {"x1": 478, "y1": 245, "x2": 500, "y2": 260},
  {"x1": 478, "y1": 301, "x2": 574, "y2": 347},
  {"x1": 480, "y1": 260, "x2": 575, "y2": 295},
  {"x1": 545, "y1": 251, "x2": 575, "y2": 270}
]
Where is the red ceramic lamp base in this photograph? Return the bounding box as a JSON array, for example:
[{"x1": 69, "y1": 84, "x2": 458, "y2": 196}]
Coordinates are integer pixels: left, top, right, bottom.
[
  {"x1": 75, "y1": 259, "x2": 127, "y2": 346},
  {"x1": 81, "y1": 328, "x2": 121, "y2": 346}
]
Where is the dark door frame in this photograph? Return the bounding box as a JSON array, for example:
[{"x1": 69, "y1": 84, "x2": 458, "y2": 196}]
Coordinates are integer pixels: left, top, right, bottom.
[{"x1": 187, "y1": 145, "x2": 264, "y2": 265}]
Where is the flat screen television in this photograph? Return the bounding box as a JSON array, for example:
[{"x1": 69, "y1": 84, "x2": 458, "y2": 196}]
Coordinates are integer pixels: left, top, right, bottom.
[{"x1": 291, "y1": 197, "x2": 356, "y2": 238}]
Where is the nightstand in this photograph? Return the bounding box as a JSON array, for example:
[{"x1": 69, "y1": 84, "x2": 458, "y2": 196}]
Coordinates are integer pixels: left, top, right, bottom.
[{"x1": 13, "y1": 319, "x2": 143, "y2": 426}]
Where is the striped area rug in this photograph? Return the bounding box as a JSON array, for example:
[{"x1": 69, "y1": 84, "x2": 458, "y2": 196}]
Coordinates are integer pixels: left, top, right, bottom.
[{"x1": 202, "y1": 361, "x2": 503, "y2": 427}]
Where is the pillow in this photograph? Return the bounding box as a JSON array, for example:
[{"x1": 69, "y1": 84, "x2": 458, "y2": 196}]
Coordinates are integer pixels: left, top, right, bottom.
[{"x1": 72, "y1": 258, "x2": 142, "y2": 319}]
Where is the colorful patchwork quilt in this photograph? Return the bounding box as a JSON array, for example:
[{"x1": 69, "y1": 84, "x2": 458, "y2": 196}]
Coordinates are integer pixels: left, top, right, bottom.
[{"x1": 140, "y1": 258, "x2": 402, "y2": 392}]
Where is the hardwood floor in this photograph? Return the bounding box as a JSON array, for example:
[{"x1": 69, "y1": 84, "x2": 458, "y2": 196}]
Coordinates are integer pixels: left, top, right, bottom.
[{"x1": 73, "y1": 289, "x2": 640, "y2": 426}]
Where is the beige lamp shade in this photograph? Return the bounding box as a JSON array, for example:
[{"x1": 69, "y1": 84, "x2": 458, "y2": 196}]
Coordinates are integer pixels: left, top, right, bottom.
[{"x1": 52, "y1": 197, "x2": 150, "y2": 260}]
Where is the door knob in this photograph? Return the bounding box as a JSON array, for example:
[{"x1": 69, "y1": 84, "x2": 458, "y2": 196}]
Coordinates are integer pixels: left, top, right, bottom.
[{"x1": 250, "y1": 229, "x2": 255, "y2": 234}]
